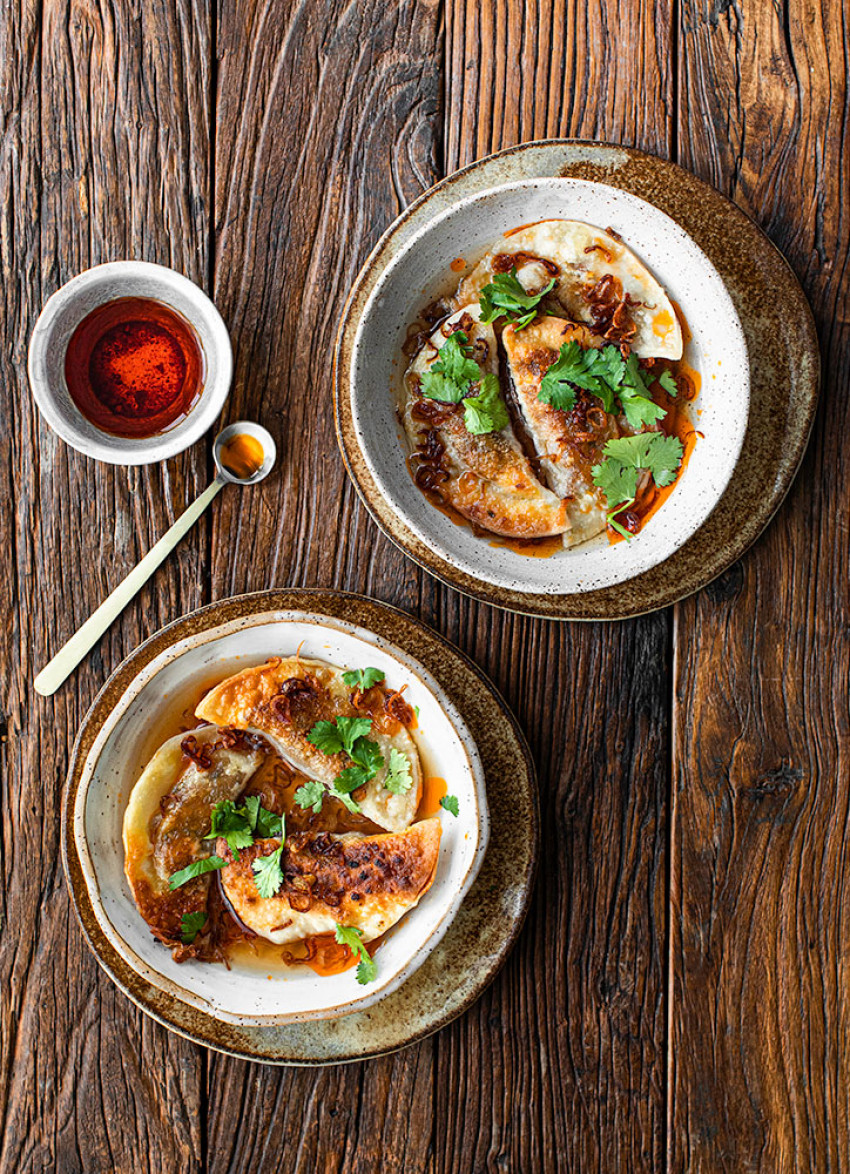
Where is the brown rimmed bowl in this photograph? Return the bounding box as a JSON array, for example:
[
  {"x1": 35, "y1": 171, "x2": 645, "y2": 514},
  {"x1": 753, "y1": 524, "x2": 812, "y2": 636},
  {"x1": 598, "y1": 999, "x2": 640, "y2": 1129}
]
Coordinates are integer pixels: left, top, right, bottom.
[
  {"x1": 62, "y1": 590, "x2": 539, "y2": 1064},
  {"x1": 333, "y1": 140, "x2": 819, "y2": 620}
]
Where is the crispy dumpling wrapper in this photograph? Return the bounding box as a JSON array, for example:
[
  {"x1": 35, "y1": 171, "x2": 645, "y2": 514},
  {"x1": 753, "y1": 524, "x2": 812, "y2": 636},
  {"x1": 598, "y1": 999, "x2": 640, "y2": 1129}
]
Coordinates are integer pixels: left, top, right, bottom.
[
  {"x1": 123, "y1": 726, "x2": 264, "y2": 947},
  {"x1": 502, "y1": 316, "x2": 650, "y2": 547},
  {"x1": 403, "y1": 307, "x2": 568, "y2": 539},
  {"x1": 456, "y1": 220, "x2": 683, "y2": 360},
  {"x1": 195, "y1": 657, "x2": 422, "y2": 833},
  {"x1": 218, "y1": 819, "x2": 442, "y2": 945}
]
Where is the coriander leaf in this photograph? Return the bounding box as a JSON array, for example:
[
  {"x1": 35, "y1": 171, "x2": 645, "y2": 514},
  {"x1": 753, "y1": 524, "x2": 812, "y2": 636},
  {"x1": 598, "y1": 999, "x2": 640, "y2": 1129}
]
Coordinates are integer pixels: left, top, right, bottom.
[
  {"x1": 463, "y1": 372, "x2": 510, "y2": 435},
  {"x1": 350, "y1": 735, "x2": 384, "y2": 772},
  {"x1": 335, "y1": 764, "x2": 372, "y2": 793},
  {"x1": 208, "y1": 798, "x2": 254, "y2": 859},
  {"x1": 180, "y1": 910, "x2": 207, "y2": 944},
  {"x1": 294, "y1": 779, "x2": 325, "y2": 813},
  {"x1": 243, "y1": 794, "x2": 261, "y2": 832},
  {"x1": 384, "y1": 748, "x2": 413, "y2": 795},
  {"x1": 168, "y1": 855, "x2": 228, "y2": 890},
  {"x1": 440, "y1": 794, "x2": 460, "y2": 817},
  {"x1": 334, "y1": 716, "x2": 374, "y2": 757},
  {"x1": 617, "y1": 386, "x2": 666, "y2": 430},
  {"x1": 621, "y1": 352, "x2": 653, "y2": 397},
  {"x1": 252, "y1": 843, "x2": 285, "y2": 899},
  {"x1": 592, "y1": 432, "x2": 685, "y2": 508},
  {"x1": 591, "y1": 452, "x2": 639, "y2": 505},
  {"x1": 307, "y1": 720, "x2": 344, "y2": 756},
  {"x1": 342, "y1": 667, "x2": 386, "y2": 692},
  {"x1": 254, "y1": 804, "x2": 283, "y2": 839},
  {"x1": 538, "y1": 340, "x2": 620, "y2": 413},
  {"x1": 334, "y1": 923, "x2": 378, "y2": 985},
  {"x1": 657, "y1": 368, "x2": 678, "y2": 396},
  {"x1": 329, "y1": 784, "x2": 362, "y2": 814},
  {"x1": 419, "y1": 331, "x2": 481, "y2": 403},
  {"x1": 356, "y1": 954, "x2": 379, "y2": 985},
  {"x1": 479, "y1": 268, "x2": 555, "y2": 327},
  {"x1": 607, "y1": 497, "x2": 635, "y2": 542}
]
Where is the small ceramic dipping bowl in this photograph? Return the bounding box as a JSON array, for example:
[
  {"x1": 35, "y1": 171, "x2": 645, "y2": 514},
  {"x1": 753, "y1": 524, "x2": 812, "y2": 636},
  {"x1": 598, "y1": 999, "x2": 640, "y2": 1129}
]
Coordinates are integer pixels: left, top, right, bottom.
[{"x1": 28, "y1": 261, "x2": 233, "y2": 465}]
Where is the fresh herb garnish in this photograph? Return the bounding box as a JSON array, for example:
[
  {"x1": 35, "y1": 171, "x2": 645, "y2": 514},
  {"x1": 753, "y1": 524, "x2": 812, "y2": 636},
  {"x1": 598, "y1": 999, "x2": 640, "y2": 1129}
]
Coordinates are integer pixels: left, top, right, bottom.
[
  {"x1": 591, "y1": 433, "x2": 684, "y2": 511},
  {"x1": 307, "y1": 716, "x2": 373, "y2": 758},
  {"x1": 294, "y1": 779, "x2": 325, "y2": 813},
  {"x1": 419, "y1": 331, "x2": 481, "y2": 403},
  {"x1": 657, "y1": 368, "x2": 679, "y2": 396},
  {"x1": 307, "y1": 716, "x2": 384, "y2": 804},
  {"x1": 208, "y1": 799, "x2": 255, "y2": 859},
  {"x1": 419, "y1": 330, "x2": 509, "y2": 436},
  {"x1": 252, "y1": 833, "x2": 285, "y2": 900},
  {"x1": 538, "y1": 341, "x2": 663, "y2": 430},
  {"x1": 462, "y1": 372, "x2": 510, "y2": 435},
  {"x1": 334, "y1": 923, "x2": 378, "y2": 985},
  {"x1": 479, "y1": 267, "x2": 555, "y2": 330},
  {"x1": 168, "y1": 855, "x2": 228, "y2": 890},
  {"x1": 342, "y1": 667, "x2": 386, "y2": 692},
  {"x1": 329, "y1": 784, "x2": 362, "y2": 815},
  {"x1": 606, "y1": 497, "x2": 636, "y2": 542},
  {"x1": 180, "y1": 911, "x2": 207, "y2": 944},
  {"x1": 207, "y1": 796, "x2": 281, "y2": 859},
  {"x1": 384, "y1": 748, "x2": 413, "y2": 795},
  {"x1": 440, "y1": 794, "x2": 460, "y2": 817}
]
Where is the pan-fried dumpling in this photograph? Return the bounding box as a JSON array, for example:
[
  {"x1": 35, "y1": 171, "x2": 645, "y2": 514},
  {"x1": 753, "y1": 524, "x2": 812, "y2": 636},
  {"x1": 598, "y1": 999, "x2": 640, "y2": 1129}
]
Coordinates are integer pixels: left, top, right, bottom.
[
  {"x1": 456, "y1": 220, "x2": 683, "y2": 360},
  {"x1": 123, "y1": 726, "x2": 264, "y2": 949},
  {"x1": 502, "y1": 316, "x2": 654, "y2": 547},
  {"x1": 402, "y1": 307, "x2": 568, "y2": 539},
  {"x1": 218, "y1": 819, "x2": 442, "y2": 945},
  {"x1": 195, "y1": 658, "x2": 422, "y2": 833}
]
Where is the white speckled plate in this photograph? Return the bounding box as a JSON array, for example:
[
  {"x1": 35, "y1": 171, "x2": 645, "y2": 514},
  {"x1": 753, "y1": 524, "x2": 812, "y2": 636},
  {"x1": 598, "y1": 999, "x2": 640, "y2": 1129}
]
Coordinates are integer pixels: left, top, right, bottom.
[{"x1": 349, "y1": 177, "x2": 749, "y2": 596}]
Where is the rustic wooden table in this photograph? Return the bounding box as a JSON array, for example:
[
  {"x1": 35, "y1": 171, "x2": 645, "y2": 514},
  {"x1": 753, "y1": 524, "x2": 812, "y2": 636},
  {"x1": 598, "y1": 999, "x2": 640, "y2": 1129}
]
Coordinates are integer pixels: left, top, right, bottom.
[{"x1": 1, "y1": 1, "x2": 845, "y2": 1170}]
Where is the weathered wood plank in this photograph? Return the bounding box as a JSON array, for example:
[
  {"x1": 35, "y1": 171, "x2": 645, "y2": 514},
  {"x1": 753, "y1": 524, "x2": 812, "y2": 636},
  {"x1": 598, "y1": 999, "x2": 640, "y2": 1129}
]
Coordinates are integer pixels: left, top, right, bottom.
[
  {"x1": 0, "y1": 0, "x2": 212, "y2": 1169},
  {"x1": 672, "y1": 1, "x2": 849, "y2": 1169},
  {"x1": 205, "y1": 3, "x2": 442, "y2": 1171}
]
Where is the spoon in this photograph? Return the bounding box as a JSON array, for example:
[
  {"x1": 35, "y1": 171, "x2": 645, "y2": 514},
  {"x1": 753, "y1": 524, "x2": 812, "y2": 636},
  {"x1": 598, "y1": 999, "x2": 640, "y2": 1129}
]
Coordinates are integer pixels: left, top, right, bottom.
[{"x1": 33, "y1": 421, "x2": 276, "y2": 697}]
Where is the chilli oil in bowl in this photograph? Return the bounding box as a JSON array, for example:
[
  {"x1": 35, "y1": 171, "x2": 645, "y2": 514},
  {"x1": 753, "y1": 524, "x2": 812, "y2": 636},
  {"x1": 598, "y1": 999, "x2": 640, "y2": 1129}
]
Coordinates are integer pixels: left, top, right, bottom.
[{"x1": 64, "y1": 297, "x2": 204, "y2": 438}]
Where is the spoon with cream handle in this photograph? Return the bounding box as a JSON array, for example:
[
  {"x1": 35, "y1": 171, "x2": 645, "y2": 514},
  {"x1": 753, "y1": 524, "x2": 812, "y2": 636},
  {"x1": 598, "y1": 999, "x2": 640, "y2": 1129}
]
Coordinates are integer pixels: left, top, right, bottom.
[{"x1": 34, "y1": 421, "x2": 275, "y2": 697}]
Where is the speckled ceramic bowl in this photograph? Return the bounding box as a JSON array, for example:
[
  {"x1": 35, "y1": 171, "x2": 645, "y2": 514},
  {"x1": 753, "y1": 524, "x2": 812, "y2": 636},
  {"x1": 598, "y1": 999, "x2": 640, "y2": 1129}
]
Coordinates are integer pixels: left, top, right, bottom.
[
  {"x1": 349, "y1": 177, "x2": 749, "y2": 596},
  {"x1": 70, "y1": 608, "x2": 489, "y2": 1027},
  {"x1": 335, "y1": 142, "x2": 819, "y2": 619},
  {"x1": 63, "y1": 592, "x2": 537, "y2": 1064}
]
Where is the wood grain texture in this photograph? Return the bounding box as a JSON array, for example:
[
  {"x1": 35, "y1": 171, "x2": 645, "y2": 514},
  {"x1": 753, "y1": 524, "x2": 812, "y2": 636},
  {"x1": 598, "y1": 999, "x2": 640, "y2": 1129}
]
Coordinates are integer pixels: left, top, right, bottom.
[
  {"x1": 672, "y1": 1, "x2": 849, "y2": 1170},
  {"x1": 0, "y1": 0, "x2": 212, "y2": 1170},
  {"x1": 2, "y1": 0, "x2": 842, "y2": 1169}
]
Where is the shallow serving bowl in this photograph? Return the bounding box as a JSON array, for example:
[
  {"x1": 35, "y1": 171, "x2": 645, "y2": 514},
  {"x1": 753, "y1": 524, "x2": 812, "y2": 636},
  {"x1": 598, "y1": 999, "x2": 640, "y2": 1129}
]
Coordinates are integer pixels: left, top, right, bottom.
[
  {"x1": 349, "y1": 176, "x2": 750, "y2": 596},
  {"x1": 28, "y1": 260, "x2": 232, "y2": 465},
  {"x1": 70, "y1": 608, "x2": 489, "y2": 1027}
]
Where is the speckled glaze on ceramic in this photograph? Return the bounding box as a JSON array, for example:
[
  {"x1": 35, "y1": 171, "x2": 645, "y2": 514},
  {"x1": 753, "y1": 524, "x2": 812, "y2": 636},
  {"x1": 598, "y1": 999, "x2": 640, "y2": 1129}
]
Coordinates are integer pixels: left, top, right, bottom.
[
  {"x1": 350, "y1": 177, "x2": 749, "y2": 596},
  {"x1": 73, "y1": 611, "x2": 488, "y2": 1026},
  {"x1": 334, "y1": 142, "x2": 820, "y2": 620},
  {"x1": 62, "y1": 591, "x2": 538, "y2": 1064},
  {"x1": 28, "y1": 261, "x2": 233, "y2": 465}
]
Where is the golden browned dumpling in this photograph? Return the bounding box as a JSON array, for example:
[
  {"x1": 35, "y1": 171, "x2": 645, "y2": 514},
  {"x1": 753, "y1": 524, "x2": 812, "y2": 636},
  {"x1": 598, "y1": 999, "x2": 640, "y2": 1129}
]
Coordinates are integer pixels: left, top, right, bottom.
[
  {"x1": 402, "y1": 308, "x2": 568, "y2": 539},
  {"x1": 195, "y1": 657, "x2": 422, "y2": 833},
  {"x1": 456, "y1": 220, "x2": 683, "y2": 360},
  {"x1": 502, "y1": 316, "x2": 650, "y2": 547},
  {"x1": 218, "y1": 819, "x2": 442, "y2": 945},
  {"x1": 123, "y1": 726, "x2": 264, "y2": 950}
]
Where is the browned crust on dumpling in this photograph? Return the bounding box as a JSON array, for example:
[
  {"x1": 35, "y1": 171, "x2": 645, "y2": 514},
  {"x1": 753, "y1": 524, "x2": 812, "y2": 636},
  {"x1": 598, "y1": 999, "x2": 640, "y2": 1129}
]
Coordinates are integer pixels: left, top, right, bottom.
[{"x1": 219, "y1": 820, "x2": 442, "y2": 942}]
